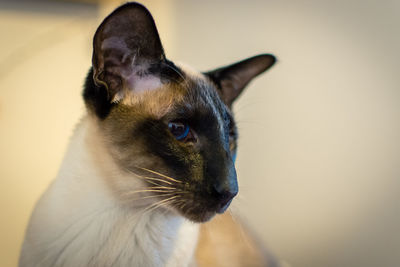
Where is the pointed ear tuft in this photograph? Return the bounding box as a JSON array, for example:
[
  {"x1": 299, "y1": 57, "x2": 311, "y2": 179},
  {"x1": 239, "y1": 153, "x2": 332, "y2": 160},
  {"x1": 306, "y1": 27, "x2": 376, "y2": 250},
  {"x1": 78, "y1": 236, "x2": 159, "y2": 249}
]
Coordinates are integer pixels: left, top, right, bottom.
[
  {"x1": 92, "y1": 2, "x2": 165, "y2": 101},
  {"x1": 205, "y1": 54, "x2": 276, "y2": 107}
]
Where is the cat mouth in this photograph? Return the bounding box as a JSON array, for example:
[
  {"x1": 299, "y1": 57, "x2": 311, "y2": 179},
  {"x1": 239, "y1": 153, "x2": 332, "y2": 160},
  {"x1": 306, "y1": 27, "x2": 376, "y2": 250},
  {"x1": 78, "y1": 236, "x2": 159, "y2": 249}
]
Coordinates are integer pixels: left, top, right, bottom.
[
  {"x1": 170, "y1": 194, "x2": 235, "y2": 223},
  {"x1": 216, "y1": 198, "x2": 233, "y2": 214}
]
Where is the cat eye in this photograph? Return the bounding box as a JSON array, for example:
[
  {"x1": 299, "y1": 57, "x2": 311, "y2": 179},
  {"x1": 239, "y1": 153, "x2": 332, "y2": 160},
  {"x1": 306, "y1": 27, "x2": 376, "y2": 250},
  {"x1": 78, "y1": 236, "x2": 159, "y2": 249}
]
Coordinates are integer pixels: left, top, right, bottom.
[{"x1": 168, "y1": 121, "x2": 190, "y2": 141}]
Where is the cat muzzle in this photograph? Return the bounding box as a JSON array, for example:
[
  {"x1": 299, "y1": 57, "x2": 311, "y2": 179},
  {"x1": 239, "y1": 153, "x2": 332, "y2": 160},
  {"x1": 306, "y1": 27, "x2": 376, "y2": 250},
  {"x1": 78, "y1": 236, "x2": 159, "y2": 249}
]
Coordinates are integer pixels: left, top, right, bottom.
[{"x1": 213, "y1": 172, "x2": 238, "y2": 214}]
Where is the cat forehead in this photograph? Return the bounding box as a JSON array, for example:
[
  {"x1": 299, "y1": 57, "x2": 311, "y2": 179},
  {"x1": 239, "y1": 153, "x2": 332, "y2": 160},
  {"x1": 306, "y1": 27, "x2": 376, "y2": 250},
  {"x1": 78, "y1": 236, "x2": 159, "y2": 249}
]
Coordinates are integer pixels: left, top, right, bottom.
[{"x1": 116, "y1": 62, "x2": 227, "y2": 120}]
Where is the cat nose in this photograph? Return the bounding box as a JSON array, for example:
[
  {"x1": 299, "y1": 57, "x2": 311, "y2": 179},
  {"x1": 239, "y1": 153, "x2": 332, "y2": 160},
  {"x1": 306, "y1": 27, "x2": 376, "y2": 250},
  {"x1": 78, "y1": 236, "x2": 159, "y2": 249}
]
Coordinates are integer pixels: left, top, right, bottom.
[{"x1": 213, "y1": 170, "x2": 238, "y2": 214}]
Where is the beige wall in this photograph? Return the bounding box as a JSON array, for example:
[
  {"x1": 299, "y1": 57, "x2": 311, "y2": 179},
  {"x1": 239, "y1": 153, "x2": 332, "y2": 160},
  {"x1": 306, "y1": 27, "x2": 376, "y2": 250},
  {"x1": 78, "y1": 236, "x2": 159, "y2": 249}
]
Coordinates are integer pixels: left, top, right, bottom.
[
  {"x1": 172, "y1": 1, "x2": 400, "y2": 266},
  {"x1": 0, "y1": 3, "x2": 94, "y2": 267},
  {"x1": 1, "y1": 1, "x2": 399, "y2": 267}
]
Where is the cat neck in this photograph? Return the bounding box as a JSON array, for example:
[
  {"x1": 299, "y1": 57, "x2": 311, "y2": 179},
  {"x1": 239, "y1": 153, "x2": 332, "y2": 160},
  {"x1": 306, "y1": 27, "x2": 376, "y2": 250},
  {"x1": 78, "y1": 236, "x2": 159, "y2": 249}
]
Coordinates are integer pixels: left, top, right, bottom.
[{"x1": 20, "y1": 116, "x2": 199, "y2": 267}]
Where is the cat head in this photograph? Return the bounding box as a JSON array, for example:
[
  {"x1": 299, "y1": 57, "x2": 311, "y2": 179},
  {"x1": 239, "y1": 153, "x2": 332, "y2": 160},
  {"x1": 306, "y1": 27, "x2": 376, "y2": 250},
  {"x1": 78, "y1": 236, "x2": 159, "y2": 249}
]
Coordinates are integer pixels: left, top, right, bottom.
[{"x1": 83, "y1": 2, "x2": 275, "y2": 222}]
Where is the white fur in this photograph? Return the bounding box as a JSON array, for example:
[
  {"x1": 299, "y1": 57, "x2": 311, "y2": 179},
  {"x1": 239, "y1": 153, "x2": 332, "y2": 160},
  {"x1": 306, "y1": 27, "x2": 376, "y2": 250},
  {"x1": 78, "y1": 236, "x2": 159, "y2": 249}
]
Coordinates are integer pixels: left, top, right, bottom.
[{"x1": 20, "y1": 117, "x2": 199, "y2": 267}]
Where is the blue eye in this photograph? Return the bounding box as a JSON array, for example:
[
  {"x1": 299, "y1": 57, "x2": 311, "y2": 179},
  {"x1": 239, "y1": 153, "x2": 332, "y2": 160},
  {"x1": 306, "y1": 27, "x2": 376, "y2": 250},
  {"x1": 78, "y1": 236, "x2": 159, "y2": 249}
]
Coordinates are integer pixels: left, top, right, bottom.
[{"x1": 168, "y1": 121, "x2": 190, "y2": 140}]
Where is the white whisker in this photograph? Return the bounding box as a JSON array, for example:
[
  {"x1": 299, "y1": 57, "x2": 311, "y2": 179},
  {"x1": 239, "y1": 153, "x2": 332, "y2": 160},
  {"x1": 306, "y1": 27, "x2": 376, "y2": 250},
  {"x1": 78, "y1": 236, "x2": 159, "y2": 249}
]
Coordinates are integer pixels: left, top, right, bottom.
[{"x1": 134, "y1": 166, "x2": 182, "y2": 184}]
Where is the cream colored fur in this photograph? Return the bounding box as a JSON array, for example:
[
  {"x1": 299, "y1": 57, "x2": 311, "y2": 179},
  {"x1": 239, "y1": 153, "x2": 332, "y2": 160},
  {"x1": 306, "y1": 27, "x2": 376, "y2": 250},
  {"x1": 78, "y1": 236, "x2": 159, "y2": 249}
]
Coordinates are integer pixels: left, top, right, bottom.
[{"x1": 19, "y1": 116, "x2": 199, "y2": 267}]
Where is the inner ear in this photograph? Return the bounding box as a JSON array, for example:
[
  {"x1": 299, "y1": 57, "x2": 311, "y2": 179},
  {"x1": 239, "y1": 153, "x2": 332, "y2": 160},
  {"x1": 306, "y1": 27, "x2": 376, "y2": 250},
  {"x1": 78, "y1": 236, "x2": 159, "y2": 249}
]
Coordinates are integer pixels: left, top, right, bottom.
[
  {"x1": 92, "y1": 2, "x2": 166, "y2": 101},
  {"x1": 205, "y1": 54, "x2": 276, "y2": 107}
]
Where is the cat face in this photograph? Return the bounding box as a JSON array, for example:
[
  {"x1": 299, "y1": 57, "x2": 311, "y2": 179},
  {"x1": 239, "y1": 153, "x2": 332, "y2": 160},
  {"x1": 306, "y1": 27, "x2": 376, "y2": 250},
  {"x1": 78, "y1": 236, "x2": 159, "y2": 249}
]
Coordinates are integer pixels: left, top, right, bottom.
[{"x1": 83, "y1": 3, "x2": 275, "y2": 222}]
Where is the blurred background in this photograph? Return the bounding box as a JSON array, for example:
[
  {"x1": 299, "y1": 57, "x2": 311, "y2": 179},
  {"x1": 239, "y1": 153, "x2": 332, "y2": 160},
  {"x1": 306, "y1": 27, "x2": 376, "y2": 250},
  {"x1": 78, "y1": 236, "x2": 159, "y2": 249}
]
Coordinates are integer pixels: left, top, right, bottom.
[{"x1": 1, "y1": 0, "x2": 399, "y2": 266}]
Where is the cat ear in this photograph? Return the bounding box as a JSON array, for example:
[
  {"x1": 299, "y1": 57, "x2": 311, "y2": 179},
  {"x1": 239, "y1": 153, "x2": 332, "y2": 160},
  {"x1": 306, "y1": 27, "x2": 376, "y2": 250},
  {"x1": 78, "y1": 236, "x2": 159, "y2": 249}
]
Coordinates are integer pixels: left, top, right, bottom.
[
  {"x1": 205, "y1": 54, "x2": 276, "y2": 107},
  {"x1": 92, "y1": 2, "x2": 165, "y2": 102}
]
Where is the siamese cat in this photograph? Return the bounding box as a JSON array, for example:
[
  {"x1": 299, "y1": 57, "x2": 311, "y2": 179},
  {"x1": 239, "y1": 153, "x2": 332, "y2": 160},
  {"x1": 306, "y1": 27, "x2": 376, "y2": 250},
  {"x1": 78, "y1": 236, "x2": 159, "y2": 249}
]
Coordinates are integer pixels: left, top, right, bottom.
[{"x1": 20, "y1": 2, "x2": 276, "y2": 267}]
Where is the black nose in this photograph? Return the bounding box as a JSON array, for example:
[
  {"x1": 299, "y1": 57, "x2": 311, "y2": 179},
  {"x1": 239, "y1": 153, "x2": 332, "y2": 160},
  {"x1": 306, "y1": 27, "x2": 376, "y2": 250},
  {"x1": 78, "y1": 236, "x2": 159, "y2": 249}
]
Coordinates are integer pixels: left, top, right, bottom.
[
  {"x1": 214, "y1": 188, "x2": 237, "y2": 213},
  {"x1": 213, "y1": 170, "x2": 238, "y2": 214}
]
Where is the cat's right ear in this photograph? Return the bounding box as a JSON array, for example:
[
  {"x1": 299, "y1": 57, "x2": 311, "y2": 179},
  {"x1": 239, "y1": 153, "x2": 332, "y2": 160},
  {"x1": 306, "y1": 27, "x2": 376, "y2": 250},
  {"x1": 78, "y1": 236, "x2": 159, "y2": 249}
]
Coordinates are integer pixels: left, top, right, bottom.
[{"x1": 92, "y1": 2, "x2": 165, "y2": 102}]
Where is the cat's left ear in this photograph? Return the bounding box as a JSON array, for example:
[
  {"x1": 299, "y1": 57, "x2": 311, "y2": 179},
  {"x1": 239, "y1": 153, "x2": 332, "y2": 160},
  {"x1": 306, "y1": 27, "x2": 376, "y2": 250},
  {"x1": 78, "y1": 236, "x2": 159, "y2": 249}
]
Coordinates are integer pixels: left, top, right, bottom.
[{"x1": 205, "y1": 54, "x2": 276, "y2": 107}]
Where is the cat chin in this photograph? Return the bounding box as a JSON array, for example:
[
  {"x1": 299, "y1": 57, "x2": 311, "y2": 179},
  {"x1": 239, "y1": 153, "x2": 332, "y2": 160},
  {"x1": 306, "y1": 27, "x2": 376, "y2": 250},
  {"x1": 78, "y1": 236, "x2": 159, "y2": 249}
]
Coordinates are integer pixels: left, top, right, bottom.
[
  {"x1": 166, "y1": 197, "x2": 234, "y2": 223},
  {"x1": 162, "y1": 204, "x2": 216, "y2": 223},
  {"x1": 180, "y1": 206, "x2": 222, "y2": 223},
  {"x1": 184, "y1": 211, "x2": 217, "y2": 223},
  {"x1": 187, "y1": 200, "x2": 234, "y2": 223}
]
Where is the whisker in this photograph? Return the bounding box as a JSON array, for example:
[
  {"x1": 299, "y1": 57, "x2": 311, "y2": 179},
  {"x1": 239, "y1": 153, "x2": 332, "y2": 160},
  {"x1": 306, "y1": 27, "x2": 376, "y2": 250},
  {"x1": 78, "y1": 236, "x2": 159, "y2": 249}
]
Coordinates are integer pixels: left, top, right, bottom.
[
  {"x1": 122, "y1": 192, "x2": 178, "y2": 203},
  {"x1": 121, "y1": 188, "x2": 189, "y2": 199},
  {"x1": 138, "y1": 176, "x2": 173, "y2": 185},
  {"x1": 122, "y1": 189, "x2": 174, "y2": 195},
  {"x1": 140, "y1": 179, "x2": 163, "y2": 187},
  {"x1": 161, "y1": 198, "x2": 185, "y2": 215},
  {"x1": 134, "y1": 166, "x2": 182, "y2": 184},
  {"x1": 147, "y1": 186, "x2": 177, "y2": 190},
  {"x1": 124, "y1": 167, "x2": 174, "y2": 185},
  {"x1": 141, "y1": 195, "x2": 180, "y2": 215}
]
